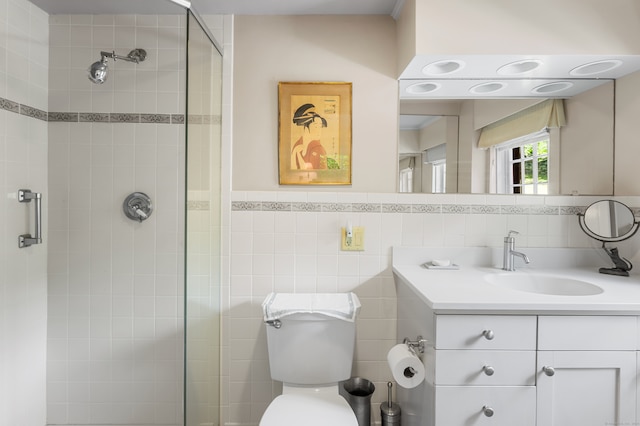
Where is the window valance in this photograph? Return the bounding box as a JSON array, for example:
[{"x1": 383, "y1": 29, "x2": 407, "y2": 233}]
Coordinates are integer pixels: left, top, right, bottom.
[{"x1": 478, "y1": 99, "x2": 566, "y2": 149}]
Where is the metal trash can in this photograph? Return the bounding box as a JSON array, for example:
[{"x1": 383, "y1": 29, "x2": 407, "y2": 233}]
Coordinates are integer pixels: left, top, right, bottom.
[{"x1": 340, "y1": 377, "x2": 375, "y2": 426}]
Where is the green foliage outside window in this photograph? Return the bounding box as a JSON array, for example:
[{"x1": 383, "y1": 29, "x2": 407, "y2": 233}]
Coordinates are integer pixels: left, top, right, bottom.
[{"x1": 522, "y1": 140, "x2": 548, "y2": 184}]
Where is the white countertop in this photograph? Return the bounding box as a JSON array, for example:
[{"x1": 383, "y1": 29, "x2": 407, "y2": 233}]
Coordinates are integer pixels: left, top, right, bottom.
[{"x1": 392, "y1": 247, "x2": 640, "y2": 315}]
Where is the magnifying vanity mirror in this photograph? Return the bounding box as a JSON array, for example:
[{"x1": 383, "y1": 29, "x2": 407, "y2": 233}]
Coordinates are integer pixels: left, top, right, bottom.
[{"x1": 578, "y1": 200, "x2": 640, "y2": 276}]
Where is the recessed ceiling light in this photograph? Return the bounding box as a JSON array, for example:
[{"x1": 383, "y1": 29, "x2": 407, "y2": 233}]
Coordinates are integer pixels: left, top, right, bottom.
[
  {"x1": 531, "y1": 81, "x2": 574, "y2": 94},
  {"x1": 422, "y1": 60, "x2": 465, "y2": 76},
  {"x1": 406, "y1": 82, "x2": 441, "y2": 94},
  {"x1": 497, "y1": 59, "x2": 543, "y2": 76},
  {"x1": 469, "y1": 81, "x2": 506, "y2": 94},
  {"x1": 569, "y1": 59, "x2": 623, "y2": 76}
]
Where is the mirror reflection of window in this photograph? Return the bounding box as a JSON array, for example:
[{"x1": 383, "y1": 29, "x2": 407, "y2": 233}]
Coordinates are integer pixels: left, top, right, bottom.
[
  {"x1": 422, "y1": 144, "x2": 447, "y2": 193},
  {"x1": 493, "y1": 130, "x2": 549, "y2": 194},
  {"x1": 399, "y1": 167, "x2": 414, "y2": 193},
  {"x1": 432, "y1": 162, "x2": 446, "y2": 193}
]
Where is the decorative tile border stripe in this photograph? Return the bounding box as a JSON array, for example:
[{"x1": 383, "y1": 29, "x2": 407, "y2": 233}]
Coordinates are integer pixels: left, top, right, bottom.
[
  {"x1": 20, "y1": 104, "x2": 48, "y2": 121},
  {"x1": 48, "y1": 112, "x2": 77, "y2": 122},
  {"x1": 0, "y1": 97, "x2": 20, "y2": 114},
  {"x1": 0, "y1": 95, "x2": 219, "y2": 125},
  {"x1": 187, "y1": 200, "x2": 210, "y2": 211},
  {"x1": 79, "y1": 113, "x2": 109, "y2": 122},
  {"x1": 232, "y1": 201, "x2": 588, "y2": 215},
  {"x1": 187, "y1": 114, "x2": 222, "y2": 125},
  {"x1": 50, "y1": 112, "x2": 189, "y2": 124}
]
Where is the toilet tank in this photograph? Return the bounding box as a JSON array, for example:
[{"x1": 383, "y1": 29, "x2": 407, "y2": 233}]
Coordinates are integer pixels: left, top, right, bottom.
[{"x1": 262, "y1": 293, "x2": 361, "y2": 385}]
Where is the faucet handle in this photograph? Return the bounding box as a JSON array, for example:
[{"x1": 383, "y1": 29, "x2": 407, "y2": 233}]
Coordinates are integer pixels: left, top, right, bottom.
[{"x1": 507, "y1": 230, "x2": 519, "y2": 238}]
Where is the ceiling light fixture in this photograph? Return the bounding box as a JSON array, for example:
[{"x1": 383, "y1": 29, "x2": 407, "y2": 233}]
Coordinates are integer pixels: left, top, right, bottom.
[
  {"x1": 569, "y1": 59, "x2": 623, "y2": 76},
  {"x1": 406, "y1": 82, "x2": 441, "y2": 94},
  {"x1": 531, "y1": 81, "x2": 574, "y2": 95},
  {"x1": 422, "y1": 60, "x2": 465, "y2": 76},
  {"x1": 497, "y1": 59, "x2": 543, "y2": 76},
  {"x1": 469, "y1": 81, "x2": 506, "y2": 95}
]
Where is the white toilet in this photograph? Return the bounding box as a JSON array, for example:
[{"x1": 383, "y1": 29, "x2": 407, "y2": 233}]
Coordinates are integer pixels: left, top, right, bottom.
[{"x1": 260, "y1": 292, "x2": 361, "y2": 426}]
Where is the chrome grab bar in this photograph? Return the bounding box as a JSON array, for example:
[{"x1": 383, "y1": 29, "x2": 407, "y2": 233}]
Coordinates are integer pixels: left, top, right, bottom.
[{"x1": 18, "y1": 189, "x2": 42, "y2": 248}]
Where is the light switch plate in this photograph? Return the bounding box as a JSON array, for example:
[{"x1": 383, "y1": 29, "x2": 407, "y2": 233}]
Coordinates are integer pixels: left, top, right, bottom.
[{"x1": 341, "y1": 226, "x2": 365, "y2": 251}]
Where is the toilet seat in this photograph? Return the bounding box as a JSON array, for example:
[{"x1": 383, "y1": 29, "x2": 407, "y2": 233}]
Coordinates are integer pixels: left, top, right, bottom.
[{"x1": 259, "y1": 392, "x2": 358, "y2": 426}]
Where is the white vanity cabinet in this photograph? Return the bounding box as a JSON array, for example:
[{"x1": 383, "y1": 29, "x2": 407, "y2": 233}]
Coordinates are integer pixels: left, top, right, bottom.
[
  {"x1": 426, "y1": 315, "x2": 538, "y2": 426},
  {"x1": 392, "y1": 247, "x2": 640, "y2": 426},
  {"x1": 414, "y1": 313, "x2": 638, "y2": 426},
  {"x1": 536, "y1": 316, "x2": 637, "y2": 426}
]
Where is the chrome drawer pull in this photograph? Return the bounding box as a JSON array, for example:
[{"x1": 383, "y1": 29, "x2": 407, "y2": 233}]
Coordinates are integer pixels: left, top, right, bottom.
[
  {"x1": 482, "y1": 406, "x2": 494, "y2": 417},
  {"x1": 482, "y1": 365, "x2": 495, "y2": 376},
  {"x1": 482, "y1": 329, "x2": 495, "y2": 340},
  {"x1": 542, "y1": 366, "x2": 555, "y2": 376}
]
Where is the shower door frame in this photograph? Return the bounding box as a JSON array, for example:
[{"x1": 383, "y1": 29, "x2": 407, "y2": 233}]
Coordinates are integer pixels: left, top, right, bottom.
[{"x1": 183, "y1": 5, "x2": 224, "y2": 426}]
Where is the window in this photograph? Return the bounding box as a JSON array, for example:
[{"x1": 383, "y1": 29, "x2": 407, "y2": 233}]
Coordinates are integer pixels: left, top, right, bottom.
[
  {"x1": 399, "y1": 167, "x2": 413, "y2": 193},
  {"x1": 423, "y1": 143, "x2": 446, "y2": 193},
  {"x1": 431, "y1": 161, "x2": 446, "y2": 193},
  {"x1": 494, "y1": 130, "x2": 549, "y2": 194}
]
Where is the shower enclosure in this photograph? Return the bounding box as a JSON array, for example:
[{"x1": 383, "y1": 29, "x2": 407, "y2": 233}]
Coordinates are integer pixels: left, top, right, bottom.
[{"x1": 0, "y1": 1, "x2": 223, "y2": 425}]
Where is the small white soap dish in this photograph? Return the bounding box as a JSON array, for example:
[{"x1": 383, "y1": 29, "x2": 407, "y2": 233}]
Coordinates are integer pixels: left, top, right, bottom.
[{"x1": 422, "y1": 261, "x2": 460, "y2": 270}]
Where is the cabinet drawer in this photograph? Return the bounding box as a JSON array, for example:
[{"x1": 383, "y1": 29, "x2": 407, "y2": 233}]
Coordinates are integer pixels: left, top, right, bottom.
[
  {"x1": 538, "y1": 316, "x2": 637, "y2": 350},
  {"x1": 435, "y1": 386, "x2": 535, "y2": 426},
  {"x1": 435, "y1": 350, "x2": 536, "y2": 386},
  {"x1": 435, "y1": 315, "x2": 536, "y2": 350}
]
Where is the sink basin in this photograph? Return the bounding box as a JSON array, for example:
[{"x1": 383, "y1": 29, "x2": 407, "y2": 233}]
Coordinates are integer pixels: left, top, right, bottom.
[{"x1": 485, "y1": 273, "x2": 604, "y2": 296}]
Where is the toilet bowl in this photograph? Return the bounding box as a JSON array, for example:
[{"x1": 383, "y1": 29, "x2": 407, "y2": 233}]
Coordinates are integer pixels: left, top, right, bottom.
[
  {"x1": 260, "y1": 385, "x2": 357, "y2": 426},
  {"x1": 259, "y1": 292, "x2": 361, "y2": 426}
]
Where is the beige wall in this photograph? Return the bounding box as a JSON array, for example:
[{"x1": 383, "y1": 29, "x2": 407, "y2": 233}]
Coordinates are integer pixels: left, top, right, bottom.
[
  {"x1": 399, "y1": 0, "x2": 640, "y2": 57},
  {"x1": 232, "y1": 15, "x2": 398, "y2": 192},
  {"x1": 561, "y1": 82, "x2": 614, "y2": 195},
  {"x1": 615, "y1": 71, "x2": 640, "y2": 195}
]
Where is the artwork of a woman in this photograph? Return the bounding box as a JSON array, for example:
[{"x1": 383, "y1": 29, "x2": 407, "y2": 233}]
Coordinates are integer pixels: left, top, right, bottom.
[{"x1": 290, "y1": 103, "x2": 328, "y2": 170}]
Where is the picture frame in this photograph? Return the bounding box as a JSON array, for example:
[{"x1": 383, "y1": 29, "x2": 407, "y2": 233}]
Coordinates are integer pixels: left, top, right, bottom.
[{"x1": 278, "y1": 81, "x2": 352, "y2": 185}]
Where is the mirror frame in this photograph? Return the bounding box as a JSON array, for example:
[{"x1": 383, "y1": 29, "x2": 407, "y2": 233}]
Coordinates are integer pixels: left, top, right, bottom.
[{"x1": 577, "y1": 200, "x2": 640, "y2": 243}]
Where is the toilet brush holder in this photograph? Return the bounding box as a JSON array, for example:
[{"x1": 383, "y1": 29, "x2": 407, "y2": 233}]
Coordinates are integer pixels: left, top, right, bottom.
[{"x1": 381, "y1": 382, "x2": 401, "y2": 425}]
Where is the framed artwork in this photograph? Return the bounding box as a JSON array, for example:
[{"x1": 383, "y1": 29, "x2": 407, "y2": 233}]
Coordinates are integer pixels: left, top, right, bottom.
[{"x1": 278, "y1": 81, "x2": 352, "y2": 185}]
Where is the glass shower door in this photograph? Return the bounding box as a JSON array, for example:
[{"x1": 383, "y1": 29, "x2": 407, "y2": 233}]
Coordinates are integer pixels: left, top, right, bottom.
[{"x1": 184, "y1": 11, "x2": 223, "y2": 426}]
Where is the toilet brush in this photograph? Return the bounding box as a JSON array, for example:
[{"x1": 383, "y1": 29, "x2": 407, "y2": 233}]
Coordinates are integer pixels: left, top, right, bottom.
[{"x1": 381, "y1": 382, "x2": 401, "y2": 425}]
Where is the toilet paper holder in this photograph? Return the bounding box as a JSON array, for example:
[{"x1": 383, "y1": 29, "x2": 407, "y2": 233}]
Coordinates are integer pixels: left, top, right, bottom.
[{"x1": 403, "y1": 336, "x2": 427, "y2": 354}]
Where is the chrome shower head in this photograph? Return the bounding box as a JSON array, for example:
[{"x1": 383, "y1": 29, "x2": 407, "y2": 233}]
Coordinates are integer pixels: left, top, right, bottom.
[
  {"x1": 88, "y1": 58, "x2": 109, "y2": 84},
  {"x1": 88, "y1": 48, "x2": 146, "y2": 84}
]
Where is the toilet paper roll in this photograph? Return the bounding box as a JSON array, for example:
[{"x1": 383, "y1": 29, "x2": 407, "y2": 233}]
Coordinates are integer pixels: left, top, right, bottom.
[{"x1": 387, "y1": 344, "x2": 425, "y2": 389}]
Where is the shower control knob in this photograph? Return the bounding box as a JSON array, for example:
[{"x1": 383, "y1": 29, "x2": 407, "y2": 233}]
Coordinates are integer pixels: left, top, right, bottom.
[
  {"x1": 482, "y1": 406, "x2": 495, "y2": 417},
  {"x1": 482, "y1": 329, "x2": 495, "y2": 340},
  {"x1": 482, "y1": 365, "x2": 495, "y2": 376},
  {"x1": 123, "y1": 192, "x2": 153, "y2": 222},
  {"x1": 542, "y1": 366, "x2": 555, "y2": 376}
]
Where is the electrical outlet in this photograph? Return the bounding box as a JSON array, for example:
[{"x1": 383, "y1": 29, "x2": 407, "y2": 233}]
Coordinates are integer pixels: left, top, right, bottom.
[{"x1": 341, "y1": 226, "x2": 365, "y2": 251}]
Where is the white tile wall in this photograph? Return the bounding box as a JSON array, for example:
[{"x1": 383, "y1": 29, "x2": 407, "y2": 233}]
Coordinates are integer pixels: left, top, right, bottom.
[
  {"x1": 0, "y1": 1, "x2": 49, "y2": 426},
  {"x1": 47, "y1": 119, "x2": 186, "y2": 425},
  {"x1": 46, "y1": 14, "x2": 187, "y2": 426},
  {"x1": 48, "y1": 14, "x2": 185, "y2": 114}
]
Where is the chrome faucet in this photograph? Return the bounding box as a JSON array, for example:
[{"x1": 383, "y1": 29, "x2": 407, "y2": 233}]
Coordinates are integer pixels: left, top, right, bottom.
[{"x1": 503, "y1": 230, "x2": 530, "y2": 271}]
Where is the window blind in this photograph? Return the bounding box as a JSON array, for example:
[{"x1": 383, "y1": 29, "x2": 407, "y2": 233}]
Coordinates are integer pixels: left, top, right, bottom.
[{"x1": 478, "y1": 99, "x2": 565, "y2": 148}]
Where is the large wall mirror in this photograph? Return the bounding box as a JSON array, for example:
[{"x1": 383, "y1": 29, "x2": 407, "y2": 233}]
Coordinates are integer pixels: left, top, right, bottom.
[{"x1": 398, "y1": 81, "x2": 615, "y2": 195}]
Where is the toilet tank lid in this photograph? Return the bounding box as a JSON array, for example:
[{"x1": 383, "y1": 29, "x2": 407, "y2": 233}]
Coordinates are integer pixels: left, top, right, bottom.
[{"x1": 262, "y1": 292, "x2": 361, "y2": 323}]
